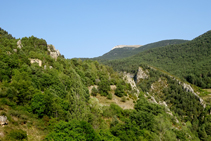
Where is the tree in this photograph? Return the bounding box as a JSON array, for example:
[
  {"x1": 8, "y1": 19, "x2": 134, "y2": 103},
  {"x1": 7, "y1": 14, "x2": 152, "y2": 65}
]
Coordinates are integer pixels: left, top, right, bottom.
[
  {"x1": 115, "y1": 82, "x2": 125, "y2": 97},
  {"x1": 98, "y1": 79, "x2": 110, "y2": 96},
  {"x1": 91, "y1": 87, "x2": 98, "y2": 96},
  {"x1": 45, "y1": 120, "x2": 100, "y2": 141}
]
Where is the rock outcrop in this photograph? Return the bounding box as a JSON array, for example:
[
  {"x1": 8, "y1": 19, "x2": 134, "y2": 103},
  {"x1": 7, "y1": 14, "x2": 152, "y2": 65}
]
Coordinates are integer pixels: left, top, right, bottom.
[
  {"x1": 30, "y1": 59, "x2": 42, "y2": 67},
  {"x1": 0, "y1": 116, "x2": 8, "y2": 125},
  {"x1": 123, "y1": 72, "x2": 139, "y2": 97},
  {"x1": 181, "y1": 82, "x2": 206, "y2": 108},
  {"x1": 47, "y1": 44, "x2": 60, "y2": 60},
  {"x1": 135, "y1": 67, "x2": 148, "y2": 83},
  {"x1": 112, "y1": 45, "x2": 142, "y2": 50},
  {"x1": 17, "y1": 40, "x2": 23, "y2": 49}
]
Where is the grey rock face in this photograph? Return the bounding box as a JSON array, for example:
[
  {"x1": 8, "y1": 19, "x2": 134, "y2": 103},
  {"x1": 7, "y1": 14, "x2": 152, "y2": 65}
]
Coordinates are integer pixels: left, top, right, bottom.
[
  {"x1": 47, "y1": 44, "x2": 60, "y2": 60},
  {"x1": 135, "y1": 67, "x2": 148, "y2": 83},
  {"x1": 180, "y1": 82, "x2": 206, "y2": 108},
  {"x1": 123, "y1": 72, "x2": 139, "y2": 97},
  {"x1": 0, "y1": 116, "x2": 8, "y2": 125}
]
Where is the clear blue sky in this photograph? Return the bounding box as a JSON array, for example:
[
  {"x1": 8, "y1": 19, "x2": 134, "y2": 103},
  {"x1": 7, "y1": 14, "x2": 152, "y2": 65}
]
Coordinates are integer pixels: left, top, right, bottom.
[{"x1": 1, "y1": 0, "x2": 211, "y2": 58}]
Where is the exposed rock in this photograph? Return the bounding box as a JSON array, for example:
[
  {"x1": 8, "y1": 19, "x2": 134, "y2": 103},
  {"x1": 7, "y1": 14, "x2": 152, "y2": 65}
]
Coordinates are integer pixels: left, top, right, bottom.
[
  {"x1": 151, "y1": 96, "x2": 158, "y2": 104},
  {"x1": 0, "y1": 116, "x2": 8, "y2": 125},
  {"x1": 30, "y1": 59, "x2": 42, "y2": 67},
  {"x1": 17, "y1": 40, "x2": 23, "y2": 49},
  {"x1": 50, "y1": 52, "x2": 59, "y2": 60},
  {"x1": 135, "y1": 67, "x2": 148, "y2": 83},
  {"x1": 112, "y1": 45, "x2": 142, "y2": 50},
  {"x1": 110, "y1": 85, "x2": 117, "y2": 91},
  {"x1": 123, "y1": 72, "x2": 139, "y2": 97},
  {"x1": 47, "y1": 44, "x2": 60, "y2": 60},
  {"x1": 159, "y1": 101, "x2": 179, "y2": 123},
  {"x1": 181, "y1": 82, "x2": 206, "y2": 108}
]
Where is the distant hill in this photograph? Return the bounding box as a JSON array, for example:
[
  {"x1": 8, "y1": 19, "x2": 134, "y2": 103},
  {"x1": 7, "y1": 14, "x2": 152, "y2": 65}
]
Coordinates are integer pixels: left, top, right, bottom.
[
  {"x1": 94, "y1": 39, "x2": 188, "y2": 60},
  {"x1": 104, "y1": 30, "x2": 211, "y2": 88}
]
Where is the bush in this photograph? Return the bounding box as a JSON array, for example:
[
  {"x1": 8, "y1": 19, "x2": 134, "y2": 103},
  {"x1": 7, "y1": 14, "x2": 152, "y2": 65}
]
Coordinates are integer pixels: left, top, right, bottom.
[
  {"x1": 8, "y1": 129, "x2": 27, "y2": 140},
  {"x1": 121, "y1": 97, "x2": 126, "y2": 102},
  {"x1": 107, "y1": 93, "x2": 112, "y2": 100},
  {"x1": 115, "y1": 83, "x2": 125, "y2": 97},
  {"x1": 91, "y1": 87, "x2": 98, "y2": 96}
]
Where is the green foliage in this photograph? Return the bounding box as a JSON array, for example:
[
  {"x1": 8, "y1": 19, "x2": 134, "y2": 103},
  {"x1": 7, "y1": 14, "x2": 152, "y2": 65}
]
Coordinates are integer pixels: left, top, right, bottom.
[
  {"x1": 107, "y1": 93, "x2": 112, "y2": 100},
  {"x1": 94, "y1": 39, "x2": 188, "y2": 60},
  {"x1": 103, "y1": 30, "x2": 211, "y2": 88},
  {"x1": 121, "y1": 96, "x2": 126, "y2": 102},
  {"x1": 99, "y1": 129, "x2": 120, "y2": 141},
  {"x1": 0, "y1": 27, "x2": 206, "y2": 141},
  {"x1": 91, "y1": 87, "x2": 98, "y2": 96},
  {"x1": 115, "y1": 82, "x2": 126, "y2": 97},
  {"x1": 98, "y1": 78, "x2": 110, "y2": 96},
  {"x1": 45, "y1": 120, "x2": 100, "y2": 141},
  {"x1": 7, "y1": 129, "x2": 27, "y2": 140}
]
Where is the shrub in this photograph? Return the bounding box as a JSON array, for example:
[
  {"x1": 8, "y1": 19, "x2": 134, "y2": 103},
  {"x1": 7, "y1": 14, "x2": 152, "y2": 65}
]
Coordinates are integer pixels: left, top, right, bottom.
[
  {"x1": 8, "y1": 129, "x2": 27, "y2": 140},
  {"x1": 121, "y1": 97, "x2": 126, "y2": 102},
  {"x1": 107, "y1": 93, "x2": 112, "y2": 100},
  {"x1": 91, "y1": 87, "x2": 98, "y2": 96}
]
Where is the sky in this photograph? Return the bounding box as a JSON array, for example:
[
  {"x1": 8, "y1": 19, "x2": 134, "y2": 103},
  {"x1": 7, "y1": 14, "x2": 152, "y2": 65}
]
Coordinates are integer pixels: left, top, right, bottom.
[{"x1": 1, "y1": 0, "x2": 211, "y2": 58}]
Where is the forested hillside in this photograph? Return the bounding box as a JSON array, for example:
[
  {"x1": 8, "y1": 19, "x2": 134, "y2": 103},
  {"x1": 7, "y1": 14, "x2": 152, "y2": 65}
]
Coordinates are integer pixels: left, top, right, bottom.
[
  {"x1": 104, "y1": 30, "x2": 211, "y2": 88},
  {"x1": 94, "y1": 39, "x2": 188, "y2": 61},
  {"x1": 1, "y1": 28, "x2": 211, "y2": 141}
]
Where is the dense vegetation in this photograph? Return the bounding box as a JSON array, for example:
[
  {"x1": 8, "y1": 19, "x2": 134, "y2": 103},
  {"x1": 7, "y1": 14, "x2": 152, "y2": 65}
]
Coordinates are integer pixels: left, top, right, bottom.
[
  {"x1": 0, "y1": 28, "x2": 211, "y2": 141},
  {"x1": 103, "y1": 30, "x2": 211, "y2": 88},
  {"x1": 93, "y1": 39, "x2": 188, "y2": 61},
  {"x1": 136, "y1": 65, "x2": 211, "y2": 141}
]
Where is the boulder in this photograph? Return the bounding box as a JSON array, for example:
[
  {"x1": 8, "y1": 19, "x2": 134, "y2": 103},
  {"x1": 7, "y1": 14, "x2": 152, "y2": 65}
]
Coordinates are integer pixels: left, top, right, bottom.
[{"x1": 0, "y1": 116, "x2": 8, "y2": 125}]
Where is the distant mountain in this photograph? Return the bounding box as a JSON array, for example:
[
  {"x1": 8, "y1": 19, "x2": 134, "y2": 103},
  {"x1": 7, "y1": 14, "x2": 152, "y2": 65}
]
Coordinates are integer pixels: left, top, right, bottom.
[
  {"x1": 104, "y1": 30, "x2": 211, "y2": 88},
  {"x1": 94, "y1": 39, "x2": 188, "y2": 60},
  {"x1": 111, "y1": 45, "x2": 142, "y2": 50}
]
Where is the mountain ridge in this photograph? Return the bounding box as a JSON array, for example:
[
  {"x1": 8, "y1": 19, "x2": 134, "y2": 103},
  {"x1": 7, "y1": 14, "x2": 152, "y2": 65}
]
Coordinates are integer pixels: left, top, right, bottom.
[{"x1": 94, "y1": 39, "x2": 189, "y2": 61}]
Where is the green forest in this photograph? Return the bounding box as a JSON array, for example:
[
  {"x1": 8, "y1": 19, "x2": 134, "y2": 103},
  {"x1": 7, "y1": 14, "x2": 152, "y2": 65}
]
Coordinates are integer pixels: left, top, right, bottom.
[
  {"x1": 102, "y1": 30, "x2": 211, "y2": 88},
  {"x1": 1, "y1": 28, "x2": 211, "y2": 141},
  {"x1": 94, "y1": 39, "x2": 188, "y2": 60}
]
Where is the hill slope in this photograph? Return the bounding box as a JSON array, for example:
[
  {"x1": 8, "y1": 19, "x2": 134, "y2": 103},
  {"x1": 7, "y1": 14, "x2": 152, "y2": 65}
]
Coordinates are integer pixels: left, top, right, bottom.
[
  {"x1": 94, "y1": 39, "x2": 188, "y2": 60},
  {"x1": 104, "y1": 30, "x2": 211, "y2": 88},
  {"x1": 1, "y1": 28, "x2": 211, "y2": 141}
]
